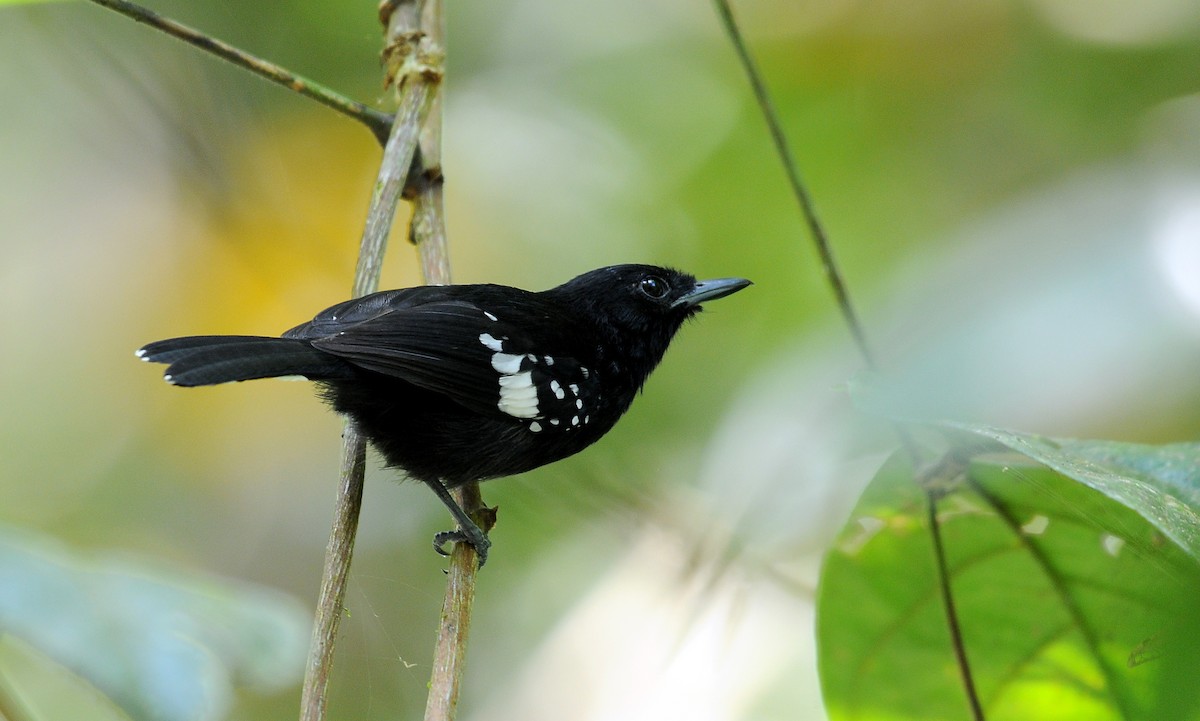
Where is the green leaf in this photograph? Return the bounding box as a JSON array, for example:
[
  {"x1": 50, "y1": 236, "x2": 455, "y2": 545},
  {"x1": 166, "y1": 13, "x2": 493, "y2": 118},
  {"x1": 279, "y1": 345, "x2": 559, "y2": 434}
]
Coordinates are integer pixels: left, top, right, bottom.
[
  {"x1": 939, "y1": 423, "x2": 1200, "y2": 563},
  {"x1": 0, "y1": 525, "x2": 310, "y2": 721},
  {"x1": 817, "y1": 449, "x2": 1200, "y2": 721}
]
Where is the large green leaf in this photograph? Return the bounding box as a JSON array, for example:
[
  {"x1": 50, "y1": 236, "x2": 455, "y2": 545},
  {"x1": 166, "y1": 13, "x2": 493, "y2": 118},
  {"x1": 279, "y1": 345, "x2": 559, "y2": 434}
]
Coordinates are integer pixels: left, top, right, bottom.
[
  {"x1": 0, "y1": 526, "x2": 310, "y2": 721},
  {"x1": 940, "y1": 423, "x2": 1200, "y2": 563},
  {"x1": 817, "y1": 447, "x2": 1200, "y2": 721}
]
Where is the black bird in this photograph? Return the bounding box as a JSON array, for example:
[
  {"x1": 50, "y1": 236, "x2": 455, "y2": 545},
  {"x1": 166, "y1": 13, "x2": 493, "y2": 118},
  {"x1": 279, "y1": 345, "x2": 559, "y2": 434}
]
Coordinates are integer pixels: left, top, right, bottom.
[{"x1": 138, "y1": 265, "x2": 750, "y2": 564}]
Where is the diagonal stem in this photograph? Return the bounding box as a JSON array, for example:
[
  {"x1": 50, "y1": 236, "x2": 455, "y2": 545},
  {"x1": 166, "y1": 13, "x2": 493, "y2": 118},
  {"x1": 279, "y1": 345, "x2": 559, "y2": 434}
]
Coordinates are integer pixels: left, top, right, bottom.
[
  {"x1": 710, "y1": 0, "x2": 876, "y2": 371},
  {"x1": 83, "y1": 0, "x2": 394, "y2": 146},
  {"x1": 713, "y1": 2, "x2": 983, "y2": 716}
]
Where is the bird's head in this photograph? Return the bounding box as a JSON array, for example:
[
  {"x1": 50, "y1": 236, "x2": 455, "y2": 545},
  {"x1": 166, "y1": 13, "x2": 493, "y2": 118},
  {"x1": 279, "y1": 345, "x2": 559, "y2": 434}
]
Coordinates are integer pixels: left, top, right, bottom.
[
  {"x1": 552, "y1": 264, "x2": 750, "y2": 331},
  {"x1": 546, "y1": 265, "x2": 751, "y2": 384}
]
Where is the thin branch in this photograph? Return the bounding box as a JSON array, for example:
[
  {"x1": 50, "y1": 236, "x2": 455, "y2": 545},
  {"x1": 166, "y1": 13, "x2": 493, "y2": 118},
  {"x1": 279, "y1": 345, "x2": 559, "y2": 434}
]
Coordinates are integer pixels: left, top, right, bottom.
[
  {"x1": 298, "y1": 3, "x2": 441, "y2": 720},
  {"x1": 710, "y1": 3, "x2": 935, "y2": 462},
  {"x1": 712, "y1": 9, "x2": 979, "y2": 706},
  {"x1": 710, "y1": 0, "x2": 876, "y2": 371},
  {"x1": 83, "y1": 0, "x2": 394, "y2": 146},
  {"x1": 423, "y1": 493, "x2": 493, "y2": 721},
  {"x1": 298, "y1": 431, "x2": 365, "y2": 721},
  {"x1": 354, "y1": 68, "x2": 437, "y2": 296}
]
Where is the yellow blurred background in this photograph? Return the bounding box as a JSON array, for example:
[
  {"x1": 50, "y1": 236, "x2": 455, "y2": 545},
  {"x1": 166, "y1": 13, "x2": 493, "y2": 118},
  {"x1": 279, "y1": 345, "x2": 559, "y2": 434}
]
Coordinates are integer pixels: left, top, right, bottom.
[{"x1": 3, "y1": 0, "x2": 1200, "y2": 719}]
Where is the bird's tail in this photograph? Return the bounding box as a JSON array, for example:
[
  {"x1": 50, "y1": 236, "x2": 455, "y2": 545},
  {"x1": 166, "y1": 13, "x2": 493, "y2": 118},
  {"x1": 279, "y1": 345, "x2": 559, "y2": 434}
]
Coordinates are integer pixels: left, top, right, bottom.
[{"x1": 137, "y1": 335, "x2": 353, "y2": 387}]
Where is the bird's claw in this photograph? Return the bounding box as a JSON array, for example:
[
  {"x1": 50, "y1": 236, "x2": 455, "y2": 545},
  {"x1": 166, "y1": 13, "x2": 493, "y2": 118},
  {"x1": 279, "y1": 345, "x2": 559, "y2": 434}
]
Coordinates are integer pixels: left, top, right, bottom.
[{"x1": 433, "y1": 529, "x2": 491, "y2": 567}]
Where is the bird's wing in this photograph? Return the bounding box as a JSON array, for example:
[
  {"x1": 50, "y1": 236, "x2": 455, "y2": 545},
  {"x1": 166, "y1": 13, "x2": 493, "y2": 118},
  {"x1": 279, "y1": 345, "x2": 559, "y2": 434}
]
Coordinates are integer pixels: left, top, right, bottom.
[
  {"x1": 283, "y1": 285, "x2": 463, "y2": 339},
  {"x1": 308, "y1": 300, "x2": 601, "y2": 424}
]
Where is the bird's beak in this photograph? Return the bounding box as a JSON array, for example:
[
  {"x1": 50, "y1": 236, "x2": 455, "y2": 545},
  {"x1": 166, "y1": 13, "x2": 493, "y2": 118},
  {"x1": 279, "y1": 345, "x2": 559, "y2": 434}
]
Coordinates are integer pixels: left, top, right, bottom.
[{"x1": 672, "y1": 277, "x2": 753, "y2": 308}]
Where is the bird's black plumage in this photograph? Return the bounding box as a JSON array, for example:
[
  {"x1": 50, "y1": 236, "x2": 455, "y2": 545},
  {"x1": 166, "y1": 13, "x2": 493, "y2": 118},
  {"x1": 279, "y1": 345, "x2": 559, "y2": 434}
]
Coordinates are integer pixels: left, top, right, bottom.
[{"x1": 138, "y1": 265, "x2": 750, "y2": 564}]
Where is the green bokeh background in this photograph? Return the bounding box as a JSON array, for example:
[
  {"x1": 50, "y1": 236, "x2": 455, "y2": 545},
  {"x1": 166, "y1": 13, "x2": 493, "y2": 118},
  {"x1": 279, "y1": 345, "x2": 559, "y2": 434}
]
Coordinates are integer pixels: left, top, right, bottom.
[{"x1": 4, "y1": 1, "x2": 1200, "y2": 719}]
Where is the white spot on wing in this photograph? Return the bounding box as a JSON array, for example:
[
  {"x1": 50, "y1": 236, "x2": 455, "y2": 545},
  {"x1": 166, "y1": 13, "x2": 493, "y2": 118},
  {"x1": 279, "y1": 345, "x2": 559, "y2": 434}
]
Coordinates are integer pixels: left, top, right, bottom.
[
  {"x1": 479, "y1": 333, "x2": 504, "y2": 352},
  {"x1": 163, "y1": 374, "x2": 177, "y2": 385},
  {"x1": 550, "y1": 418, "x2": 560, "y2": 426},
  {"x1": 274, "y1": 375, "x2": 309, "y2": 382},
  {"x1": 568, "y1": 383, "x2": 579, "y2": 395},
  {"x1": 544, "y1": 356, "x2": 554, "y2": 365},
  {"x1": 550, "y1": 380, "x2": 565, "y2": 399},
  {"x1": 571, "y1": 415, "x2": 580, "y2": 426},
  {"x1": 575, "y1": 399, "x2": 583, "y2": 409},
  {"x1": 498, "y1": 371, "x2": 539, "y2": 418},
  {"x1": 499, "y1": 372, "x2": 536, "y2": 396},
  {"x1": 491, "y1": 352, "x2": 524, "y2": 374},
  {"x1": 529, "y1": 421, "x2": 542, "y2": 432},
  {"x1": 135, "y1": 348, "x2": 148, "y2": 359},
  {"x1": 484, "y1": 311, "x2": 498, "y2": 321}
]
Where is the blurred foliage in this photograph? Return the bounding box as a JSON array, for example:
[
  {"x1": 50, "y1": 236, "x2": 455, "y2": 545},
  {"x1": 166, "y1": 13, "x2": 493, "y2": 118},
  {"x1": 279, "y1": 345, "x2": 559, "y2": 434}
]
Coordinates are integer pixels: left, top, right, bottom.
[
  {"x1": 0, "y1": 525, "x2": 308, "y2": 721},
  {"x1": 3, "y1": 0, "x2": 1200, "y2": 719}
]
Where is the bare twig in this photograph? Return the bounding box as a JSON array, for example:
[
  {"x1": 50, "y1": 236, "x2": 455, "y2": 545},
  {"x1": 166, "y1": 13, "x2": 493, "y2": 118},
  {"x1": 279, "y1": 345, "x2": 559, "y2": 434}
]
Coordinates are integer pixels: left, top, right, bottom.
[
  {"x1": 298, "y1": 3, "x2": 441, "y2": 720},
  {"x1": 83, "y1": 0, "x2": 394, "y2": 146},
  {"x1": 424, "y1": 491, "x2": 494, "y2": 721},
  {"x1": 298, "y1": 432, "x2": 365, "y2": 721}
]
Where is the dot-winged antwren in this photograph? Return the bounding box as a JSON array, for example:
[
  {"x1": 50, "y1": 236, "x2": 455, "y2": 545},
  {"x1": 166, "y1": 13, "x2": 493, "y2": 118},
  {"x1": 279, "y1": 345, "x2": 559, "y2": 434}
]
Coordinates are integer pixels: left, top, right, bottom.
[{"x1": 138, "y1": 265, "x2": 751, "y2": 564}]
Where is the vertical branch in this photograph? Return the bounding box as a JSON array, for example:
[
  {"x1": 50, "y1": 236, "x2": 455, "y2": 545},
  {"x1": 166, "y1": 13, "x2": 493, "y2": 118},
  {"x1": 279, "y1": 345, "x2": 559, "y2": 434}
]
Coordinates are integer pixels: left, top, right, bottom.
[
  {"x1": 299, "y1": 433, "x2": 366, "y2": 721},
  {"x1": 299, "y1": 3, "x2": 440, "y2": 720},
  {"x1": 392, "y1": 3, "x2": 495, "y2": 720},
  {"x1": 408, "y1": 0, "x2": 451, "y2": 286}
]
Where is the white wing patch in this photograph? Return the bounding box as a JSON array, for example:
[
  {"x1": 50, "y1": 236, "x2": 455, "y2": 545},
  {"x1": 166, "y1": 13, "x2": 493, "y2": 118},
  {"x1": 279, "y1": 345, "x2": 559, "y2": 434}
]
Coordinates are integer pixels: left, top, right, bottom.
[
  {"x1": 479, "y1": 329, "x2": 542, "y2": 421},
  {"x1": 491, "y1": 352, "x2": 525, "y2": 374},
  {"x1": 476, "y1": 316, "x2": 594, "y2": 431},
  {"x1": 498, "y1": 371, "x2": 539, "y2": 418},
  {"x1": 479, "y1": 333, "x2": 503, "y2": 352}
]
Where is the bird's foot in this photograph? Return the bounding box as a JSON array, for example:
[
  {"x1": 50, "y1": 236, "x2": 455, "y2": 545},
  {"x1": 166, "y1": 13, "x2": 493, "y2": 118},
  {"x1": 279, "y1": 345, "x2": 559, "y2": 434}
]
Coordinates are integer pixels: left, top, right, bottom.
[{"x1": 433, "y1": 526, "x2": 492, "y2": 567}]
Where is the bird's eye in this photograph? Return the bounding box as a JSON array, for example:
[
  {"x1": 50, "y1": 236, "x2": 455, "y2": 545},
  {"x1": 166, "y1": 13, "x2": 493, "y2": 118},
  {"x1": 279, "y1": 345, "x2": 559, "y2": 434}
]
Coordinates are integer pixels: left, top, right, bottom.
[{"x1": 639, "y1": 276, "x2": 669, "y2": 299}]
